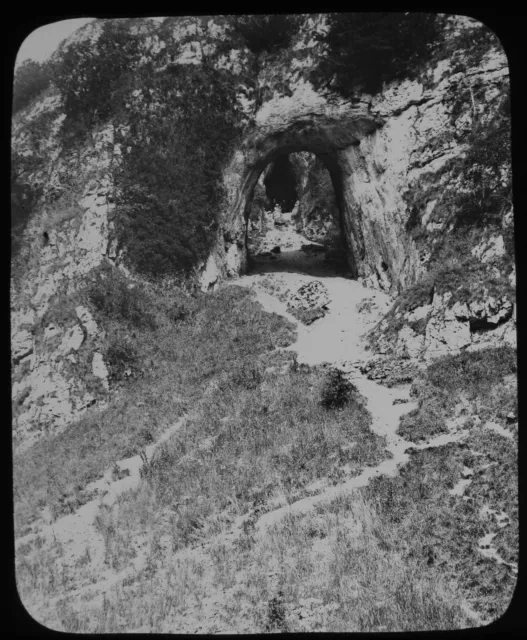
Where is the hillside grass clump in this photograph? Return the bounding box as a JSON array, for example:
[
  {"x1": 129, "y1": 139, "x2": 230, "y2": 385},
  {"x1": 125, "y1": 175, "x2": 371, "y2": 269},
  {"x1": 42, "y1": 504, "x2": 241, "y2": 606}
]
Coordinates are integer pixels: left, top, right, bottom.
[
  {"x1": 125, "y1": 362, "x2": 381, "y2": 553},
  {"x1": 397, "y1": 345, "x2": 517, "y2": 442},
  {"x1": 13, "y1": 283, "x2": 297, "y2": 533},
  {"x1": 361, "y1": 433, "x2": 517, "y2": 623}
]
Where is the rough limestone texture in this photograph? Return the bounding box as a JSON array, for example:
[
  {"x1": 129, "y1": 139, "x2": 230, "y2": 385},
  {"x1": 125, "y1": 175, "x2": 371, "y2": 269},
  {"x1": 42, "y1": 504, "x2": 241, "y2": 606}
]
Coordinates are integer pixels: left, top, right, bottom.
[
  {"x1": 92, "y1": 352, "x2": 110, "y2": 391},
  {"x1": 11, "y1": 14, "x2": 515, "y2": 447},
  {"x1": 288, "y1": 281, "x2": 330, "y2": 312},
  {"x1": 211, "y1": 17, "x2": 511, "y2": 304}
]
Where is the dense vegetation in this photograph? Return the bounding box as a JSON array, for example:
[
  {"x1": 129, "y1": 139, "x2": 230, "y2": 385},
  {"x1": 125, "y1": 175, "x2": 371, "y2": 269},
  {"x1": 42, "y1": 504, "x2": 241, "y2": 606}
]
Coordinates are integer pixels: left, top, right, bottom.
[
  {"x1": 398, "y1": 345, "x2": 516, "y2": 442},
  {"x1": 46, "y1": 18, "x2": 242, "y2": 278},
  {"x1": 232, "y1": 14, "x2": 302, "y2": 55},
  {"x1": 314, "y1": 12, "x2": 443, "y2": 96},
  {"x1": 113, "y1": 63, "x2": 239, "y2": 277},
  {"x1": 12, "y1": 59, "x2": 53, "y2": 114}
]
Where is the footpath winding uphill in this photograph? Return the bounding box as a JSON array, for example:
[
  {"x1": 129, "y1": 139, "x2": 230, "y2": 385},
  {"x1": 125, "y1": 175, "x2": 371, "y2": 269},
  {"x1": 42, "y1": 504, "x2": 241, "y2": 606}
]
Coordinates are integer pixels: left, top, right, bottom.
[
  {"x1": 17, "y1": 223, "x2": 495, "y2": 632},
  {"x1": 232, "y1": 237, "x2": 474, "y2": 534}
]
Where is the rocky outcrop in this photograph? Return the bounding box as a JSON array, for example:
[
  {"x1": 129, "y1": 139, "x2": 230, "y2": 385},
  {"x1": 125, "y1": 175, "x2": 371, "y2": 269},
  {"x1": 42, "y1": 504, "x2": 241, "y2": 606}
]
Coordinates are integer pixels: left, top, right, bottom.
[
  {"x1": 11, "y1": 14, "x2": 514, "y2": 447},
  {"x1": 211, "y1": 16, "x2": 510, "y2": 301},
  {"x1": 378, "y1": 288, "x2": 516, "y2": 361},
  {"x1": 288, "y1": 281, "x2": 330, "y2": 312}
]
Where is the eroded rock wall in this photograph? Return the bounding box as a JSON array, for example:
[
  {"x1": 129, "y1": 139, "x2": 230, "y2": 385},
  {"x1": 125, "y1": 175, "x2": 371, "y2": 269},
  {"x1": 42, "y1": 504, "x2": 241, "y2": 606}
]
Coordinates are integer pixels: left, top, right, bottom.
[{"x1": 11, "y1": 14, "x2": 515, "y2": 447}]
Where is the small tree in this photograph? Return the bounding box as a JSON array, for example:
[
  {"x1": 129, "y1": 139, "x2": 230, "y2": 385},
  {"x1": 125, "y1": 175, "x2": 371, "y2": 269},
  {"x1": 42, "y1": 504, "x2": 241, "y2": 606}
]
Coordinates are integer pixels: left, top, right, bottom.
[
  {"x1": 315, "y1": 12, "x2": 443, "y2": 96},
  {"x1": 12, "y1": 59, "x2": 53, "y2": 113}
]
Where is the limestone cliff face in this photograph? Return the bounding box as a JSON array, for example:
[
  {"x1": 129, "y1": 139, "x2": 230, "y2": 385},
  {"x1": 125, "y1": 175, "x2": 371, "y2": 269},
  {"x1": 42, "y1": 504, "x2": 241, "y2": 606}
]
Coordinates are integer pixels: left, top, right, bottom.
[
  {"x1": 11, "y1": 14, "x2": 515, "y2": 445},
  {"x1": 213, "y1": 16, "x2": 511, "y2": 292}
]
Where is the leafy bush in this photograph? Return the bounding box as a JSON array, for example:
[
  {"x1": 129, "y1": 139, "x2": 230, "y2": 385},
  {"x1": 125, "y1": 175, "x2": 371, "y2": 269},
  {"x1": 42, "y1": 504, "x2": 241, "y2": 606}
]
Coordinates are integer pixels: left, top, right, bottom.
[
  {"x1": 52, "y1": 20, "x2": 145, "y2": 146},
  {"x1": 113, "y1": 62, "x2": 240, "y2": 278},
  {"x1": 106, "y1": 334, "x2": 141, "y2": 383},
  {"x1": 397, "y1": 346, "x2": 517, "y2": 442},
  {"x1": 88, "y1": 265, "x2": 157, "y2": 330},
  {"x1": 320, "y1": 368, "x2": 356, "y2": 409},
  {"x1": 233, "y1": 14, "x2": 302, "y2": 55},
  {"x1": 12, "y1": 59, "x2": 53, "y2": 113},
  {"x1": 265, "y1": 591, "x2": 288, "y2": 632},
  {"x1": 452, "y1": 113, "x2": 512, "y2": 230},
  {"x1": 314, "y1": 13, "x2": 443, "y2": 96}
]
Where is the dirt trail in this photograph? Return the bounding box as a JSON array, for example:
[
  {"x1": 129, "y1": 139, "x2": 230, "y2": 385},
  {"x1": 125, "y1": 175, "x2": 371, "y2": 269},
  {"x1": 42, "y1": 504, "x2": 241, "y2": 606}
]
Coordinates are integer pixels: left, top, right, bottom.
[
  {"x1": 231, "y1": 249, "x2": 475, "y2": 534},
  {"x1": 18, "y1": 226, "x2": 493, "y2": 630},
  {"x1": 16, "y1": 415, "x2": 187, "y2": 573}
]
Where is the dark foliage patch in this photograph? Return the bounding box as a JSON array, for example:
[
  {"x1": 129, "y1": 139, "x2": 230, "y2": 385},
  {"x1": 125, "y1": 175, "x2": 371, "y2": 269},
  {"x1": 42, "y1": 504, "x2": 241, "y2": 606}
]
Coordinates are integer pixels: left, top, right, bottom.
[{"x1": 313, "y1": 13, "x2": 443, "y2": 96}]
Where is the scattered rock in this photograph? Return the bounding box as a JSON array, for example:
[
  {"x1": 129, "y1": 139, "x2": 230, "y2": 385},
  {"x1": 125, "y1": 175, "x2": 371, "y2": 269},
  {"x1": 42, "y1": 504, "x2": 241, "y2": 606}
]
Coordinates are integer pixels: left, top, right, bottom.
[
  {"x1": 471, "y1": 235, "x2": 506, "y2": 263},
  {"x1": 287, "y1": 281, "x2": 329, "y2": 311},
  {"x1": 75, "y1": 305, "x2": 99, "y2": 337},
  {"x1": 92, "y1": 352, "x2": 110, "y2": 390},
  {"x1": 360, "y1": 356, "x2": 418, "y2": 387},
  {"x1": 271, "y1": 246, "x2": 281, "y2": 254},
  {"x1": 12, "y1": 330, "x2": 33, "y2": 364},
  {"x1": 506, "y1": 412, "x2": 516, "y2": 424},
  {"x1": 59, "y1": 325, "x2": 85, "y2": 356}
]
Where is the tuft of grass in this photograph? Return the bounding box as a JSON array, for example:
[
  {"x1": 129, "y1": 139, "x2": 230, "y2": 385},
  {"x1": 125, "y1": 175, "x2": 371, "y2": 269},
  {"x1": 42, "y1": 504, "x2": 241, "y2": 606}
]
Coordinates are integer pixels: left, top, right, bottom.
[
  {"x1": 362, "y1": 434, "x2": 517, "y2": 623},
  {"x1": 398, "y1": 346, "x2": 516, "y2": 442},
  {"x1": 131, "y1": 364, "x2": 380, "y2": 551},
  {"x1": 13, "y1": 282, "x2": 297, "y2": 534}
]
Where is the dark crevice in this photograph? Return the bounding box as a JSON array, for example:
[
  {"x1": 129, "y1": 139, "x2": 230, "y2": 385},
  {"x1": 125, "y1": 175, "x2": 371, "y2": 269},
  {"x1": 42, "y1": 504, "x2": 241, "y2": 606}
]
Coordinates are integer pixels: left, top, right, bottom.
[{"x1": 469, "y1": 306, "x2": 513, "y2": 333}]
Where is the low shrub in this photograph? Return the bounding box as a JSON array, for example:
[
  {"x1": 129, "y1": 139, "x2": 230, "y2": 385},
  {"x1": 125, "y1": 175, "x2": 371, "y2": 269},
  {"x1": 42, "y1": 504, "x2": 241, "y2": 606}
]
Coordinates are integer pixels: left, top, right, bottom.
[
  {"x1": 88, "y1": 266, "x2": 157, "y2": 330},
  {"x1": 397, "y1": 346, "x2": 517, "y2": 443},
  {"x1": 320, "y1": 368, "x2": 356, "y2": 410},
  {"x1": 105, "y1": 334, "x2": 141, "y2": 383},
  {"x1": 230, "y1": 360, "x2": 264, "y2": 390},
  {"x1": 12, "y1": 58, "x2": 53, "y2": 114},
  {"x1": 232, "y1": 15, "x2": 302, "y2": 55}
]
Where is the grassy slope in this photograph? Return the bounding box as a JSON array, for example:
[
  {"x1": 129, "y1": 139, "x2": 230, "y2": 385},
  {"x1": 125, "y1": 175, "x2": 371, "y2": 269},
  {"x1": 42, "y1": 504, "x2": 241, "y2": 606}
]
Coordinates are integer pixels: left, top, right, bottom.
[
  {"x1": 15, "y1": 275, "x2": 518, "y2": 632},
  {"x1": 14, "y1": 275, "x2": 384, "y2": 578}
]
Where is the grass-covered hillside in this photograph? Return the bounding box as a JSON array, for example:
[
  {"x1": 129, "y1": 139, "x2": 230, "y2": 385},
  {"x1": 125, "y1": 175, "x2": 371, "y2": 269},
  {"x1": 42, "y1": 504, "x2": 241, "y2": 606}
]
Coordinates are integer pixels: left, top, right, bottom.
[{"x1": 12, "y1": 13, "x2": 516, "y2": 633}]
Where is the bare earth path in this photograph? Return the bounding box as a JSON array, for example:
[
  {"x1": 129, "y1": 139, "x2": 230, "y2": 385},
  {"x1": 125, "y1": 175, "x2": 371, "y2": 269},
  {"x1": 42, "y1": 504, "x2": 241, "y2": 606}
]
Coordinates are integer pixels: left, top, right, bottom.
[{"x1": 17, "y1": 230, "x2": 494, "y2": 630}]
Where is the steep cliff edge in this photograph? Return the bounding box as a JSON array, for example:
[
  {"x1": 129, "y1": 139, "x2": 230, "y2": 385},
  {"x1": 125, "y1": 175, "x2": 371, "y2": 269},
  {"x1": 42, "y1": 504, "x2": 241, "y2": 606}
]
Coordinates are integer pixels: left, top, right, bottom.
[{"x1": 11, "y1": 13, "x2": 515, "y2": 447}]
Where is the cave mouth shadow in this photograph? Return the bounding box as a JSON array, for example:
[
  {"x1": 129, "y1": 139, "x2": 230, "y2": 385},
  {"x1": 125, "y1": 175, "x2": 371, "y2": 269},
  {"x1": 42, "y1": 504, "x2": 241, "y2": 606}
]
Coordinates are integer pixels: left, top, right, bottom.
[
  {"x1": 247, "y1": 247, "x2": 352, "y2": 279},
  {"x1": 245, "y1": 148, "x2": 356, "y2": 281}
]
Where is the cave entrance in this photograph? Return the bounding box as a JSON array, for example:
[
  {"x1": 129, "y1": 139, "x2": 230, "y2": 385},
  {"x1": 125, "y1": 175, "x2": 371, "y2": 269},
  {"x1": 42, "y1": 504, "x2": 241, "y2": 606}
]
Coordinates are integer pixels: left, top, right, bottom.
[
  {"x1": 219, "y1": 114, "x2": 380, "y2": 284},
  {"x1": 245, "y1": 151, "x2": 350, "y2": 277}
]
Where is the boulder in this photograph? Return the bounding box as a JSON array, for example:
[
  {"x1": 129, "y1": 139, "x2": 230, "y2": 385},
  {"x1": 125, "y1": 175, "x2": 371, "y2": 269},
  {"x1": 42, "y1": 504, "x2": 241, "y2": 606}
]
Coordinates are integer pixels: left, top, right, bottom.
[
  {"x1": 75, "y1": 305, "x2": 99, "y2": 337},
  {"x1": 288, "y1": 281, "x2": 330, "y2": 311},
  {"x1": 58, "y1": 325, "x2": 85, "y2": 356},
  {"x1": 12, "y1": 330, "x2": 33, "y2": 364},
  {"x1": 92, "y1": 352, "x2": 110, "y2": 390}
]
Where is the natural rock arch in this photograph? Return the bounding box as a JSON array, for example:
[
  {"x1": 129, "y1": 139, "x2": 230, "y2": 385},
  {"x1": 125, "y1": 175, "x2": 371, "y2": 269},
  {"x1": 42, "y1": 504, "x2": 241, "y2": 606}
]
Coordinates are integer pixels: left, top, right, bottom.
[{"x1": 217, "y1": 114, "x2": 382, "y2": 282}]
